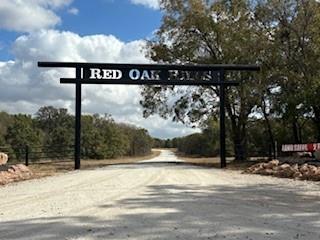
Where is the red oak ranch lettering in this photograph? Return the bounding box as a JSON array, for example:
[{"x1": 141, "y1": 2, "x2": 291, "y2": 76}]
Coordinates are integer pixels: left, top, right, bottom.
[
  {"x1": 90, "y1": 68, "x2": 161, "y2": 81},
  {"x1": 90, "y1": 68, "x2": 122, "y2": 80},
  {"x1": 129, "y1": 69, "x2": 161, "y2": 80},
  {"x1": 89, "y1": 68, "x2": 216, "y2": 81}
]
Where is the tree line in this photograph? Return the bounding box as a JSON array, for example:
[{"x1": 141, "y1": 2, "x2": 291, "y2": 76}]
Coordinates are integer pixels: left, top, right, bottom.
[
  {"x1": 141, "y1": 0, "x2": 320, "y2": 160},
  {"x1": 0, "y1": 106, "x2": 152, "y2": 161},
  {"x1": 155, "y1": 116, "x2": 317, "y2": 158}
]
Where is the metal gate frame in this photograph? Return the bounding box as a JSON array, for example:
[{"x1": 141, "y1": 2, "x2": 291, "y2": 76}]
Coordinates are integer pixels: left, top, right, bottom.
[{"x1": 38, "y1": 62, "x2": 260, "y2": 169}]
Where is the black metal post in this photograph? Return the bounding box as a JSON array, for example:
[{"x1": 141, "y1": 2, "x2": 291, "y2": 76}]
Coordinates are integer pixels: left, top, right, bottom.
[
  {"x1": 75, "y1": 67, "x2": 82, "y2": 170},
  {"x1": 219, "y1": 70, "x2": 227, "y2": 168},
  {"x1": 25, "y1": 145, "x2": 29, "y2": 166},
  {"x1": 268, "y1": 143, "x2": 272, "y2": 160}
]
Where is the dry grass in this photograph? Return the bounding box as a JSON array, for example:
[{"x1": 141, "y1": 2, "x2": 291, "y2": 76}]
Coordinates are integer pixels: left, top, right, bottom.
[
  {"x1": 29, "y1": 150, "x2": 161, "y2": 178},
  {"x1": 174, "y1": 150, "x2": 263, "y2": 170}
]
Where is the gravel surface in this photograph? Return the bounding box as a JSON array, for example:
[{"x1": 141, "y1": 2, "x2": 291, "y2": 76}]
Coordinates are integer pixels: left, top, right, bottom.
[{"x1": 0, "y1": 150, "x2": 320, "y2": 240}]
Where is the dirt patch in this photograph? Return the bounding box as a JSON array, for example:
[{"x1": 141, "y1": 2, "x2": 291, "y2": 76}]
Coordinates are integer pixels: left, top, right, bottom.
[
  {"x1": 174, "y1": 150, "x2": 261, "y2": 169},
  {"x1": 174, "y1": 151, "x2": 221, "y2": 167}
]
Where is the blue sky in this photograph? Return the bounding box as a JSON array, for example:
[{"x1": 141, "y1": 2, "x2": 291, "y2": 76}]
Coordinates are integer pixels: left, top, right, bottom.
[
  {"x1": 0, "y1": 0, "x2": 199, "y2": 139},
  {"x1": 0, "y1": 0, "x2": 162, "y2": 60},
  {"x1": 56, "y1": 0, "x2": 162, "y2": 41}
]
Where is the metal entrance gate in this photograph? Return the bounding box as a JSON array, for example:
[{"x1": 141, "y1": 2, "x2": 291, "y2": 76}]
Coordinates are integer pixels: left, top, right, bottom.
[{"x1": 38, "y1": 62, "x2": 260, "y2": 169}]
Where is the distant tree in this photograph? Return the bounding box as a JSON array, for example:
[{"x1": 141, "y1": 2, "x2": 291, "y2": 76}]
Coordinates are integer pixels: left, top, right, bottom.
[
  {"x1": 171, "y1": 138, "x2": 179, "y2": 148},
  {"x1": 255, "y1": 0, "x2": 320, "y2": 142},
  {"x1": 0, "y1": 111, "x2": 13, "y2": 142},
  {"x1": 101, "y1": 123, "x2": 129, "y2": 158},
  {"x1": 131, "y1": 129, "x2": 153, "y2": 156},
  {"x1": 81, "y1": 115, "x2": 104, "y2": 158},
  {"x1": 176, "y1": 117, "x2": 221, "y2": 157},
  {"x1": 6, "y1": 114, "x2": 43, "y2": 159},
  {"x1": 164, "y1": 139, "x2": 173, "y2": 148},
  {"x1": 141, "y1": 0, "x2": 267, "y2": 160},
  {"x1": 118, "y1": 123, "x2": 153, "y2": 156},
  {"x1": 36, "y1": 106, "x2": 74, "y2": 157},
  {"x1": 177, "y1": 133, "x2": 205, "y2": 155},
  {"x1": 152, "y1": 138, "x2": 166, "y2": 148}
]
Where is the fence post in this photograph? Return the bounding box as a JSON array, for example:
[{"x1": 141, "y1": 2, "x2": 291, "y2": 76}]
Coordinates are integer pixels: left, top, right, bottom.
[
  {"x1": 25, "y1": 145, "x2": 29, "y2": 166},
  {"x1": 268, "y1": 143, "x2": 272, "y2": 160}
]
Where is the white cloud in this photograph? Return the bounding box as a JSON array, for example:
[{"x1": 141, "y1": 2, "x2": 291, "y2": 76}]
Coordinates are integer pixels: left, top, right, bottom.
[
  {"x1": 0, "y1": 30, "x2": 198, "y2": 138},
  {"x1": 37, "y1": 0, "x2": 73, "y2": 9},
  {"x1": 68, "y1": 7, "x2": 79, "y2": 15},
  {"x1": 0, "y1": 0, "x2": 73, "y2": 32},
  {"x1": 130, "y1": 0, "x2": 160, "y2": 9}
]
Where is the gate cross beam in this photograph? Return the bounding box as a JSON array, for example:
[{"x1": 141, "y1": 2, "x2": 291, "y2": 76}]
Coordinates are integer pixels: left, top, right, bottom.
[{"x1": 38, "y1": 62, "x2": 260, "y2": 170}]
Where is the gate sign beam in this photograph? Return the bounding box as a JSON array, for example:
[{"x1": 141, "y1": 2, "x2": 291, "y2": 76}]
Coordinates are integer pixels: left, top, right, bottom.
[{"x1": 38, "y1": 62, "x2": 260, "y2": 170}]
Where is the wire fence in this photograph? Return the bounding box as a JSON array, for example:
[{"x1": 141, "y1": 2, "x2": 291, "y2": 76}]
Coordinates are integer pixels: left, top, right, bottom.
[
  {"x1": 0, "y1": 145, "x2": 74, "y2": 166},
  {"x1": 0, "y1": 142, "x2": 296, "y2": 167}
]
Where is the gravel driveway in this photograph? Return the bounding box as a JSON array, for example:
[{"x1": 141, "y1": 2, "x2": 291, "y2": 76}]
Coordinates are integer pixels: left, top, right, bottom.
[{"x1": 0, "y1": 150, "x2": 319, "y2": 240}]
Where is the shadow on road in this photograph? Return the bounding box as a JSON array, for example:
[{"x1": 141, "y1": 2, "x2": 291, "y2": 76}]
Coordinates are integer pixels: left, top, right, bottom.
[{"x1": 1, "y1": 181, "x2": 320, "y2": 239}]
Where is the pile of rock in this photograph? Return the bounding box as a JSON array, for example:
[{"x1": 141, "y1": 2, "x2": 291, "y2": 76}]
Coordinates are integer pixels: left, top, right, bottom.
[
  {"x1": 244, "y1": 160, "x2": 320, "y2": 181},
  {"x1": 0, "y1": 152, "x2": 33, "y2": 185}
]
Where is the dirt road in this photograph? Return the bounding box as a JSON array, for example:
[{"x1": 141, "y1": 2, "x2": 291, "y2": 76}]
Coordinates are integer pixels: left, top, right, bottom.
[{"x1": 0, "y1": 150, "x2": 320, "y2": 240}]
